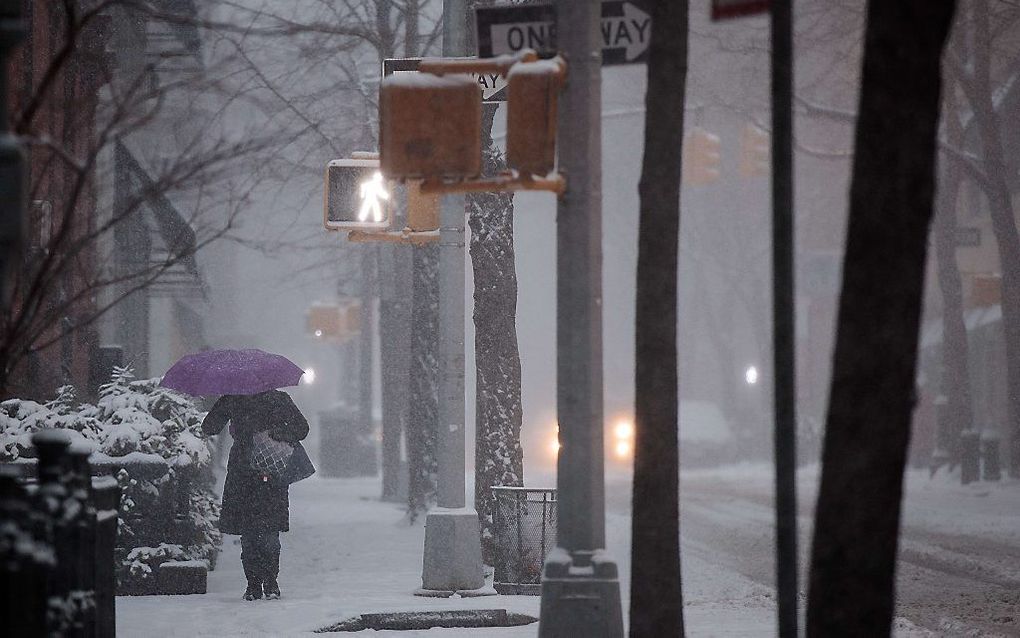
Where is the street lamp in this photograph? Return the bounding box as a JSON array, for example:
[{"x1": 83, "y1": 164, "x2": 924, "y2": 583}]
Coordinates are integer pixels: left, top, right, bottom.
[{"x1": 745, "y1": 365, "x2": 759, "y2": 386}]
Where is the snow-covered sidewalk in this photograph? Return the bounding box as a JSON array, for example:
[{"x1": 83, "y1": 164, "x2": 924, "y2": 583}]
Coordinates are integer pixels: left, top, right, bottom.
[{"x1": 117, "y1": 475, "x2": 779, "y2": 637}]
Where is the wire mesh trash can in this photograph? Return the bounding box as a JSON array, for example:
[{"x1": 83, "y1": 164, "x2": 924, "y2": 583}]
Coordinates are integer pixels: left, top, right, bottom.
[{"x1": 492, "y1": 486, "x2": 557, "y2": 595}]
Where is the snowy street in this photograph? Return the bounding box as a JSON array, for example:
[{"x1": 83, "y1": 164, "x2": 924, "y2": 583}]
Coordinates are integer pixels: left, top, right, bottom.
[{"x1": 117, "y1": 467, "x2": 1020, "y2": 637}]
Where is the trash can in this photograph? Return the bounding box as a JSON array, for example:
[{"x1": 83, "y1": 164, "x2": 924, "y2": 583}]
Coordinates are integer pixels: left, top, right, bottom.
[
  {"x1": 491, "y1": 486, "x2": 556, "y2": 595},
  {"x1": 318, "y1": 405, "x2": 378, "y2": 478}
]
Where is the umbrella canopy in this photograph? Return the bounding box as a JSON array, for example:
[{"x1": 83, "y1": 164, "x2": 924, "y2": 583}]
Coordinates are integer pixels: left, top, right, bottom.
[{"x1": 160, "y1": 348, "x2": 304, "y2": 396}]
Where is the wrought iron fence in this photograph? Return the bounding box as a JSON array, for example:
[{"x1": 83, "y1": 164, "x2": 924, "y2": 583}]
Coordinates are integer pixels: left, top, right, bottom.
[{"x1": 491, "y1": 486, "x2": 556, "y2": 595}]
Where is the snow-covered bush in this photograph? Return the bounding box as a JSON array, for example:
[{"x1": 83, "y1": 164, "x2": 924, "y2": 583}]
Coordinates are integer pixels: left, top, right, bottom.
[{"x1": 0, "y1": 368, "x2": 221, "y2": 593}]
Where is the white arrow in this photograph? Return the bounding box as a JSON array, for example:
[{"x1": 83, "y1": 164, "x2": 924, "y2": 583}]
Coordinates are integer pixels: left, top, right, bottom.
[{"x1": 601, "y1": 2, "x2": 651, "y2": 62}]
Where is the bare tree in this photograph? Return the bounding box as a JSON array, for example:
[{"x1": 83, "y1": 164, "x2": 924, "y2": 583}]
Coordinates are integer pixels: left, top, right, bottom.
[
  {"x1": 945, "y1": 1, "x2": 1020, "y2": 477},
  {"x1": 3, "y1": 0, "x2": 295, "y2": 397},
  {"x1": 807, "y1": 2, "x2": 955, "y2": 635}
]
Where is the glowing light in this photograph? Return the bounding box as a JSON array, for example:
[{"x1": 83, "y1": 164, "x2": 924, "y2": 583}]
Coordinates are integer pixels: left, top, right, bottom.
[
  {"x1": 745, "y1": 365, "x2": 759, "y2": 385},
  {"x1": 303, "y1": 368, "x2": 316, "y2": 384},
  {"x1": 358, "y1": 171, "x2": 390, "y2": 222},
  {"x1": 614, "y1": 440, "x2": 631, "y2": 458},
  {"x1": 613, "y1": 420, "x2": 634, "y2": 440},
  {"x1": 549, "y1": 423, "x2": 561, "y2": 458},
  {"x1": 314, "y1": 329, "x2": 323, "y2": 338}
]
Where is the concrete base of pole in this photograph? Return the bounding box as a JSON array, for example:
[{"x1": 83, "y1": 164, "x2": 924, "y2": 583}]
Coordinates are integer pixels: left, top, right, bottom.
[
  {"x1": 538, "y1": 548, "x2": 624, "y2": 638},
  {"x1": 416, "y1": 509, "x2": 490, "y2": 595}
]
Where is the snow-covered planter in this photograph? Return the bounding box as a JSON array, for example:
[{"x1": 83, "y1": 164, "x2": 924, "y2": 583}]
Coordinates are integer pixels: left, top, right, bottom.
[{"x1": 0, "y1": 368, "x2": 221, "y2": 594}]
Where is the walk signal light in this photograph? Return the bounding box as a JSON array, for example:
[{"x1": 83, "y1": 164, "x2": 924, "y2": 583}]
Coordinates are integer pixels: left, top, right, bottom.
[
  {"x1": 379, "y1": 73, "x2": 481, "y2": 180},
  {"x1": 324, "y1": 159, "x2": 392, "y2": 230},
  {"x1": 740, "y1": 123, "x2": 770, "y2": 177},
  {"x1": 683, "y1": 128, "x2": 721, "y2": 186}
]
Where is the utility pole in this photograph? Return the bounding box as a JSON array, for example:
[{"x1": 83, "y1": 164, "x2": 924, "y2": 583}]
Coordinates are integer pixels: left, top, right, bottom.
[
  {"x1": 0, "y1": 2, "x2": 25, "y2": 312},
  {"x1": 417, "y1": 0, "x2": 487, "y2": 595},
  {"x1": 538, "y1": 0, "x2": 624, "y2": 635}
]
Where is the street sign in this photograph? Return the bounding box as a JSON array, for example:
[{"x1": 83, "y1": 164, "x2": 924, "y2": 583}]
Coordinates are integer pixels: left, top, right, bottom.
[
  {"x1": 711, "y1": 0, "x2": 769, "y2": 20},
  {"x1": 475, "y1": 1, "x2": 652, "y2": 66},
  {"x1": 383, "y1": 57, "x2": 508, "y2": 103}
]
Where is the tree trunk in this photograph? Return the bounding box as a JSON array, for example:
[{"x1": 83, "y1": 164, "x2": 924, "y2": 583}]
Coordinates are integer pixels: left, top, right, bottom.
[
  {"x1": 932, "y1": 167, "x2": 973, "y2": 466},
  {"x1": 629, "y1": 0, "x2": 688, "y2": 635},
  {"x1": 932, "y1": 92, "x2": 973, "y2": 468},
  {"x1": 807, "y1": 2, "x2": 955, "y2": 636},
  {"x1": 967, "y1": 0, "x2": 1020, "y2": 477},
  {"x1": 469, "y1": 104, "x2": 524, "y2": 566},
  {"x1": 406, "y1": 244, "x2": 440, "y2": 520}
]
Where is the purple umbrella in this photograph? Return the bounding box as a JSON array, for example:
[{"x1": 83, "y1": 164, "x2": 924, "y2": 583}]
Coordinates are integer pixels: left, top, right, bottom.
[{"x1": 160, "y1": 348, "x2": 305, "y2": 396}]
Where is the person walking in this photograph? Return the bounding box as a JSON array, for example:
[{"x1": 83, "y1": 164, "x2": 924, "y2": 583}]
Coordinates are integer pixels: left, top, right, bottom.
[{"x1": 202, "y1": 389, "x2": 311, "y2": 601}]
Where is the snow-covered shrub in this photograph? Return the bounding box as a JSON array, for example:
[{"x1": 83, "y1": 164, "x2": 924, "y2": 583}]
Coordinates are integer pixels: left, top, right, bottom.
[{"x1": 0, "y1": 367, "x2": 221, "y2": 593}]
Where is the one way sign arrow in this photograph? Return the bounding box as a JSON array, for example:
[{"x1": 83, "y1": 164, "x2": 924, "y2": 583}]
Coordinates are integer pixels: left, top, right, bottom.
[{"x1": 475, "y1": 1, "x2": 652, "y2": 66}]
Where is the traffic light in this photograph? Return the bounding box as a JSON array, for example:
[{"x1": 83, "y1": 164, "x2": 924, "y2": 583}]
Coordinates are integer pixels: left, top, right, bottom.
[
  {"x1": 379, "y1": 73, "x2": 481, "y2": 180},
  {"x1": 323, "y1": 159, "x2": 393, "y2": 230},
  {"x1": 739, "y1": 123, "x2": 770, "y2": 178},
  {"x1": 506, "y1": 58, "x2": 565, "y2": 176},
  {"x1": 307, "y1": 304, "x2": 344, "y2": 341},
  {"x1": 307, "y1": 302, "x2": 361, "y2": 343},
  {"x1": 683, "y1": 128, "x2": 721, "y2": 186}
]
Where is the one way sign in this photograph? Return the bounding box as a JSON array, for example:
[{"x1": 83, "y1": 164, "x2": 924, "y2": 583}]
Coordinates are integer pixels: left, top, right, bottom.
[{"x1": 475, "y1": 1, "x2": 652, "y2": 66}]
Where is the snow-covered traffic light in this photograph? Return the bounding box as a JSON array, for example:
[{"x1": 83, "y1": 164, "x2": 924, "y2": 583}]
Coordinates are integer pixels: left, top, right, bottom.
[
  {"x1": 683, "y1": 128, "x2": 721, "y2": 186},
  {"x1": 739, "y1": 123, "x2": 770, "y2": 178},
  {"x1": 323, "y1": 158, "x2": 393, "y2": 230}
]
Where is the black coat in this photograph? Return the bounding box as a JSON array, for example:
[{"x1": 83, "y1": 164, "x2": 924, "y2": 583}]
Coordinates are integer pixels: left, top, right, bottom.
[{"x1": 202, "y1": 390, "x2": 309, "y2": 535}]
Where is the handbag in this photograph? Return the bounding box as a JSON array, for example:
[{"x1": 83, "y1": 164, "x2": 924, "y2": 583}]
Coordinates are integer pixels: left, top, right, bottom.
[
  {"x1": 284, "y1": 442, "x2": 315, "y2": 485},
  {"x1": 249, "y1": 430, "x2": 295, "y2": 480}
]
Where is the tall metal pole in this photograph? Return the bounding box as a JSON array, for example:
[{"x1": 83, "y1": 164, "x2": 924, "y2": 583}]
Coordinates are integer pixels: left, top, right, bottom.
[
  {"x1": 771, "y1": 0, "x2": 797, "y2": 636},
  {"x1": 538, "y1": 0, "x2": 623, "y2": 635},
  {"x1": 417, "y1": 0, "x2": 487, "y2": 595},
  {"x1": 0, "y1": 3, "x2": 26, "y2": 312}
]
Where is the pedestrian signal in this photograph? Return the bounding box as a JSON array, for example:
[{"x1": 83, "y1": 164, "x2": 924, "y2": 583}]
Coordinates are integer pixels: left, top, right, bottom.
[
  {"x1": 379, "y1": 73, "x2": 481, "y2": 180},
  {"x1": 324, "y1": 159, "x2": 393, "y2": 230},
  {"x1": 507, "y1": 57, "x2": 565, "y2": 176}
]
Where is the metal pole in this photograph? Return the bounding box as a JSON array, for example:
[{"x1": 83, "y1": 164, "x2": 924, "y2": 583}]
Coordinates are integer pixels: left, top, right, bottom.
[
  {"x1": 436, "y1": 0, "x2": 467, "y2": 513},
  {"x1": 359, "y1": 249, "x2": 375, "y2": 442},
  {"x1": 771, "y1": 1, "x2": 798, "y2": 636},
  {"x1": 416, "y1": 0, "x2": 486, "y2": 595},
  {"x1": 538, "y1": 0, "x2": 623, "y2": 635},
  {"x1": 0, "y1": 3, "x2": 26, "y2": 312}
]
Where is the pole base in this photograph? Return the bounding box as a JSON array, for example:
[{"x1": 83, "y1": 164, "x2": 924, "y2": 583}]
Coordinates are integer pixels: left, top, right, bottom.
[
  {"x1": 538, "y1": 548, "x2": 624, "y2": 638},
  {"x1": 417, "y1": 509, "x2": 487, "y2": 593}
]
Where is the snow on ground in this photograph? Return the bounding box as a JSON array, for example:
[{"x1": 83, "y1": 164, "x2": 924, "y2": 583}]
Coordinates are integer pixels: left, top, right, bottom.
[
  {"x1": 119, "y1": 465, "x2": 1018, "y2": 636},
  {"x1": 118, "y1": 475, "x2": 778, "y2": 637}
]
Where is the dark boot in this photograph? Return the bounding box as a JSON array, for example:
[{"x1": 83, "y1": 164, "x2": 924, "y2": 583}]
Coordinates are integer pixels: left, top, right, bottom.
[
  {"x1": 243, "y1": 582, "x2": 263, "y2": 601},
  {"x1": 263, "y1": 533, "x2": 282, "y2": 600},
  {"x1": 240, "y1": 534, "x2": 263, "y2": 600}
]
